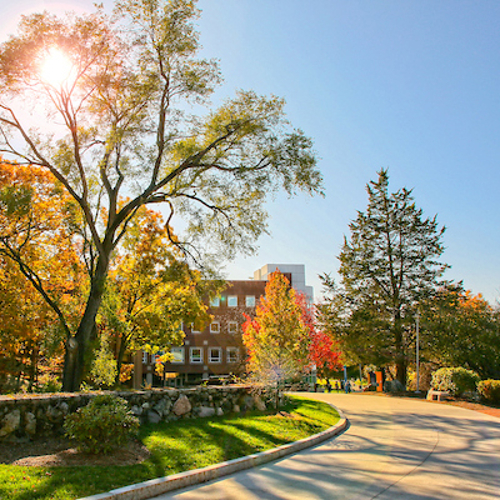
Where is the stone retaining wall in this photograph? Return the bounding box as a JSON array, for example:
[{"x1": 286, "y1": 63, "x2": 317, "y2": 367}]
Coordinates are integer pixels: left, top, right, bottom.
[{"x1": 0, "y1": 385, "x2": 268, "y2": 442}]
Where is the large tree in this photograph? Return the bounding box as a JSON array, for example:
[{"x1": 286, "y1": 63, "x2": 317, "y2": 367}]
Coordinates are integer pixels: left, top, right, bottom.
[
  {"x1": 101, "y1": 206, "x2": 221, "y2": 385},
  {"x1": 320, "y1": 170, "x2": 447, "y2": 385},
  {"x1": 0, "y1": 0, "x2": 322, "y2": 391}
]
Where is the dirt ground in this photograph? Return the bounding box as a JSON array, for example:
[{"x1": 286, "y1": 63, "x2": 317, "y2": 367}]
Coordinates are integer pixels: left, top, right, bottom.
[
  {"x1": 443, "y1": 399, "x2": 500, "y2": 418},
  {"x1": 0, "y1": 436, "x2": 150, "y2": 467}
]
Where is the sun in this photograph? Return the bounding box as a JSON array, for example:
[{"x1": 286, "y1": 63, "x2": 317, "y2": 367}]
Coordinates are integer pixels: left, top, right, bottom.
[{"x1": 39, "y1": 47, "x2": 75, "y2": 89}]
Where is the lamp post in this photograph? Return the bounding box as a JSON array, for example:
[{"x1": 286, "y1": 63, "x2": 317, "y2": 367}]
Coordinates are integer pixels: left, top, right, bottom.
[{"x1": 415, "y1": 310, "x2": 420, "y2": 394}]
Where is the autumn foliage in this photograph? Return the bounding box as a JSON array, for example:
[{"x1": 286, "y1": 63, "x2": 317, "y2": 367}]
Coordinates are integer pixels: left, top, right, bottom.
[
  {"x1": 242, "y1": 271, "x2": 341, "y2": 387},
  {"x1": 295, "y1": 293, "x2": 342, "y2": 377},
  {"x1": 100, "y1": 206, "x2": 218, "y2": 385},
  {"x1": 0, "y1": 159, "x2": 216, "y2": 392},
  {"x1": 421, "y1": 284, "x2": 500, "y2": 379},
  {"x1": 0, "y1": 160, "x2": 85, "y2": 391}
]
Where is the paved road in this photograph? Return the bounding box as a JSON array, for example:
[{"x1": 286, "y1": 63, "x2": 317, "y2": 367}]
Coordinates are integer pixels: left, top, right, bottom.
[{"x1": 152, "y1": 393, "x2": 500, "y2": 500}]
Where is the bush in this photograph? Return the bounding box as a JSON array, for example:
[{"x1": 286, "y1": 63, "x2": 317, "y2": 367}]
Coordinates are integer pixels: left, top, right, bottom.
[
  {"x1": 64, "y1": 395, "x2": 139, "y2": 454},
  {"x1": 478, "y1": 380, "x2": 500, "y2": 405},
  {"x1": 431, "y1": 367, "x2": 480, "y2": 397},
  {"x1": 89, "y1": 337, "x2": 117, "y2": 389},
  {"x1": 36, "y1": 379, "x2": 62, "y2": 394},
  {"x1": 383, "y1": 379, "x2": 405, "y2": 393}
]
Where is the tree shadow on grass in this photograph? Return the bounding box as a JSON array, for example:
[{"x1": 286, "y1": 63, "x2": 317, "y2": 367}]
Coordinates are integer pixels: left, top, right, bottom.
[{"x1": 0, "y1": 401, "x2": 335, "y2": 500}]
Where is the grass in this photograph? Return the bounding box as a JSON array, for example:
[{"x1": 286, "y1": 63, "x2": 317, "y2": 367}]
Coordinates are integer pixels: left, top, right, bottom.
[{"x1": 0, "y1": 396, "x2": 339, "y2": 500}]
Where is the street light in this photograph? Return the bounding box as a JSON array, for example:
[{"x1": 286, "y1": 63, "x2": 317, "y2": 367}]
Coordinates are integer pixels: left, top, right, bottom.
[{"x1": 415, "y1": 310, "x2": 420, "y2": 393}]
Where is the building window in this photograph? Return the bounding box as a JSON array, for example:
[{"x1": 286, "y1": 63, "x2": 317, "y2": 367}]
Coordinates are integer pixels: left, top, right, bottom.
[
  {"x1": 210, "y1": 297, "x2": 220, "y2": 307},
  {"x1": 171, "y1": 347, "x2": 185, "y2": 364},
  {"x1": 191, "y1": 323, "x2": 201, "y2": 334},
  {"x1": 210, "y1": 321, "x2": 220, "y2": 333},
  {"x1": 142, "y1": 351, "x2": 148, "y2": 364},
  {"x1": 190, "y1": 347, "x2": 203, "y2": 364},
  {"x1": 228, "y1": 295, "x2": 238, "y2": 307},
  {"x1": 228, "y1": 321, "x2": 238, "y2": 334},
  {"x1": 245, "y1": 295, "x2": 256, "y2": 307},
  {"x1": 227, "y1": 347, "x2": 239, "y2": 364},
  {"x1": 209, "y1": 347, "x2": 222, "y2": 364}
]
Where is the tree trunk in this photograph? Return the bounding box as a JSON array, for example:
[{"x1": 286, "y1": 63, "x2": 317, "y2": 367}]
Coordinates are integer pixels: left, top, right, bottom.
[
  {"x1": 394, "y1": 312, "x2": 407, "y2": 387},
  {"x1": 27, "y1": 346, "x2": 38, "y2": 393},
  {"x1": 62, "y1": 258, "x2": 108, "y2": 392},
  {"x1": 275, "y1": 380, "x2": 280, "y2": 411},
  {"x1": 395, "y1": 360, "x2": 407, "y2": 387},
  {"x1": 114, "y1": 334, "x2": 128, "y2": 387}
]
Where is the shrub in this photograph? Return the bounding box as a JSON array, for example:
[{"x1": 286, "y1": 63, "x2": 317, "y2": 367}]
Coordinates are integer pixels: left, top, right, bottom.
[
  {"x1": 89, "y1": 337, "x2": 117, "y2": 389},
  {"x1": 36, "y1": 379, "x2": 62, "y2": 394},
  {"x1": 431, "y1": 367, "x2": 480, "y2": 397},
  {"x1": 383, "y1": 380, "x2": 405, "y2": 393},
  {"x1": 64, "y1": 395, "x2": 139, "y2": 454},
  {"x1": 477, "y1": 380, "x2": 500, "y2": 405}
]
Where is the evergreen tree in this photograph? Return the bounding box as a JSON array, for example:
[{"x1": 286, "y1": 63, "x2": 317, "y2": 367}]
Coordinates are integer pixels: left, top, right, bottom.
[{"x1": 320, "y1": 170, "x2": 448, "y2": 385}]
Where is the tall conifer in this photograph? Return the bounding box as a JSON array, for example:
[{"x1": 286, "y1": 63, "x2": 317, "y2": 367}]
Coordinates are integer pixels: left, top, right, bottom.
[{"x1": 321, "y1": 170, "x2": 448, "y2": 385}]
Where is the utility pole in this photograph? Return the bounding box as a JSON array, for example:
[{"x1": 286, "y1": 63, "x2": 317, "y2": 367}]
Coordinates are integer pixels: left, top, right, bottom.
[{"x1": 416, "y1": 310, "x2": 420, "y2": 393}]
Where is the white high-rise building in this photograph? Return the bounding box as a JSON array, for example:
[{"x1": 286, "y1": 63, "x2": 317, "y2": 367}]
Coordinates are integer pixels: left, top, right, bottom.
[{"x1": 253, "y1": 263, "x2": 314, "y2": 303}]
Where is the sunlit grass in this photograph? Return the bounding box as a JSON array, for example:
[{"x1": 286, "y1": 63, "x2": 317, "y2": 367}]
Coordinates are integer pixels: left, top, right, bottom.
[{"x1": 0, "y1": 396, "x2": 339, "y2": 500}]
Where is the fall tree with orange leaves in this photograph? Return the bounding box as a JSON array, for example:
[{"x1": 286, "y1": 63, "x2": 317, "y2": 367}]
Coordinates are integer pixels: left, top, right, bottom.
[
  {"x1": 0, "y1": 160, "x2": 86, "y2": 390},
  {"x1": 242, "y1": 271, "x2": 310, "y2": 406}
]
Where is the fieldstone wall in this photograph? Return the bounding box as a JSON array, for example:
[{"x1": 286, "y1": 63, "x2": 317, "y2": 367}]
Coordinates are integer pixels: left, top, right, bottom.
[{"x1": 0, "y1": 385, "x2": 269, "y2": 442}]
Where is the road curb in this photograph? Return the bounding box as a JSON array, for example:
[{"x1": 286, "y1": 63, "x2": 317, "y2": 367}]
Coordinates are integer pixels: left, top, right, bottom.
[{"x1": 78, "y1": 403, "x2": 348, "y2": 500}]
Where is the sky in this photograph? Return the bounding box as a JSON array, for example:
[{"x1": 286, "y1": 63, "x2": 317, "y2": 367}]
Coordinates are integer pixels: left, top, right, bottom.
[{"x1": 2, "y1": 0, "x2": 499, "y2": 304}]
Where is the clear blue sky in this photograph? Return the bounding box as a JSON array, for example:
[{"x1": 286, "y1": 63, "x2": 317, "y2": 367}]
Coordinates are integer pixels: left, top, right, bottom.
[{"x1": 2, "y1": 0, "x2": 500, "y2": 303}]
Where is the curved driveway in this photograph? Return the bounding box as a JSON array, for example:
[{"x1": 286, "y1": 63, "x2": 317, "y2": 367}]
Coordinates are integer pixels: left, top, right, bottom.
[{"x1": 153, "y1": 393, "x2": 500, "y2": 499}]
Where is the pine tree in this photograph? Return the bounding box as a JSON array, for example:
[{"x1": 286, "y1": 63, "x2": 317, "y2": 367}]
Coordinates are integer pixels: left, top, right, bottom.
[{"x1": 321, "y1": 170, "x2": 448, "y2": 385}]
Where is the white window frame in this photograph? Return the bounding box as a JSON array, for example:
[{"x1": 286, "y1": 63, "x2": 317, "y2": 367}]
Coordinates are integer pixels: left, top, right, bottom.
[
  {"x1": 170, "y1": 347, "x2": 185, "y2": 364},
  {"x1": 228, "y1": 321, "x2": 238, "y2": 334},
  {"x1": 210, "y1": 321, "x2": 220, "y2": 334},
  {"x1": 209, "y1": 347, "x2": 222, "y2": 364},
  {"x1": 190, "y1": 323, "x2": 201, "y2": 334},
  {"x1": 228, "y1": 295, "x2": 238, "y2": 307},
  {"x1": 227, "y1": 347, "x2": 239, "y2": 364},
  {"x1": 210, "y1": 297, "x2": 220, "y2": 307},
  {"x1": 142, "y1": 351, "x2": 148, "y2": 364},
  {"x1": 190, "y1": 347, "x2": 203, "y2": 364},
  {"x1": 245, "y1": 295, "x2": 256, "y2": 307}
]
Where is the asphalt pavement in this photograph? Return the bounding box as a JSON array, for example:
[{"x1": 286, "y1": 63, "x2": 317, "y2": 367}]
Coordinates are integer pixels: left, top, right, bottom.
[{"x1": 151, "y1": 392, "x2": 500, "y2": 500}]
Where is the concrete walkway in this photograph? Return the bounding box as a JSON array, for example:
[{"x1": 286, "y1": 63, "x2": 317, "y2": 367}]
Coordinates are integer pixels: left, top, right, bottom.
[{"x1": 152, "y1": 393, "x2": 500, "y2": 500}]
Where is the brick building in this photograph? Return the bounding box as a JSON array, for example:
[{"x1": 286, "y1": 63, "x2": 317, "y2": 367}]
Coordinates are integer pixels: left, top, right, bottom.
[{"x1": 134, "y1": 264, "x2": 312, "y2": 387}]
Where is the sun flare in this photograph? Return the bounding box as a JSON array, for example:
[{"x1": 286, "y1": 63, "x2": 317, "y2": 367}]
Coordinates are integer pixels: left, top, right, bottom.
[{"x1": 39, "y1": 48, "x2": 75, "y2": 88}]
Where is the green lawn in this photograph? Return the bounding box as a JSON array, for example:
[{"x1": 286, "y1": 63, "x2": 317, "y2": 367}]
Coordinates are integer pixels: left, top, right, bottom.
[{"x1": 0, "y1": 396, "x2": 339, "y2": 500}]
